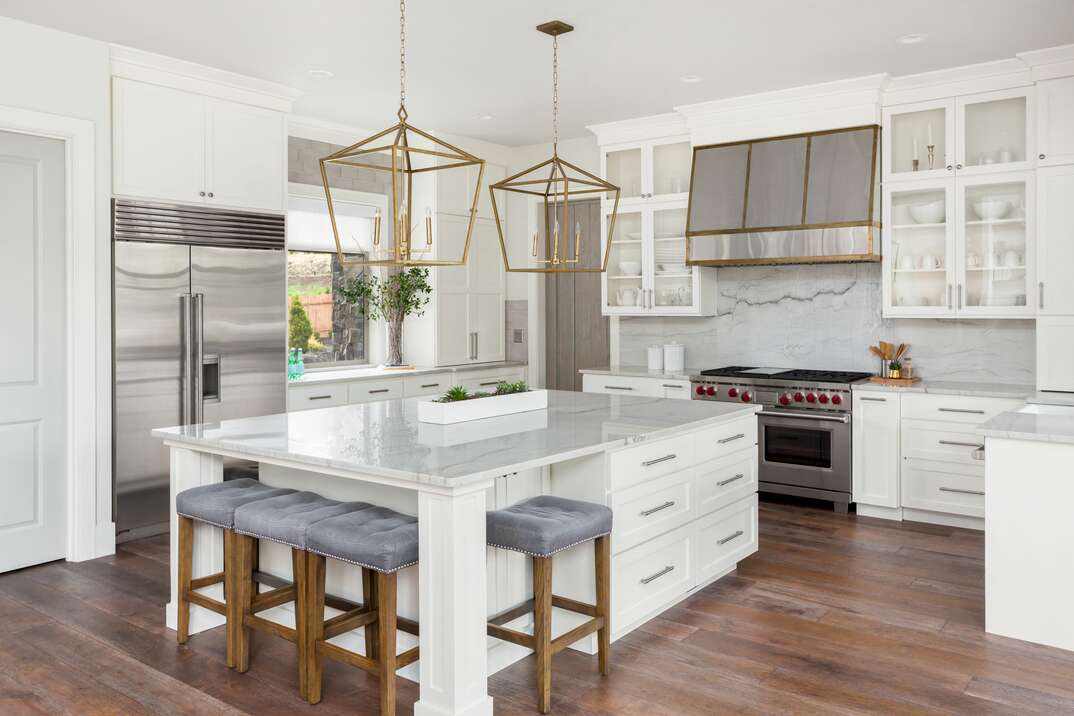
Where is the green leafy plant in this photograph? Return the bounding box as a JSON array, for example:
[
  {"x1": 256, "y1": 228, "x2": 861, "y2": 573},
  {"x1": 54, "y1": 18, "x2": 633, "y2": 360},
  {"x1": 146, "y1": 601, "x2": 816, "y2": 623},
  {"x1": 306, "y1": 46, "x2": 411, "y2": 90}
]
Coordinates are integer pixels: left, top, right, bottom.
[
  {"x1": 439, "y1": 385, "x2": 471, "y2": 403},
  {"x1": 435, "y1": 381, "x2": 531, "y2": 403},
  {"x1": 494, "y1": 380, "x2": 528, "y2": 395},
  {"x1": 288, "y1": 295, "x2": 313, "y2": 351},
  {"x1": 340, "y1": 268, "x2": 432, "y2": 365},
  {"x1": 888, "y1": 360, "x2": 902, "y2": 371}
]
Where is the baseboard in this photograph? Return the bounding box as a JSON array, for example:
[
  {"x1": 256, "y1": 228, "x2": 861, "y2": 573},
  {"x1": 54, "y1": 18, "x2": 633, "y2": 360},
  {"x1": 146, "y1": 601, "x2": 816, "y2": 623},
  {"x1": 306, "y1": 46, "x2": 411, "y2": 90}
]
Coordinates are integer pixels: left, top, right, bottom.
[
  {"x1": 902, "y1": 508, "x2": 983, "y2": 531},
  {"x1": 855, "y1": 504, "x2": 903, "y2": 521}
]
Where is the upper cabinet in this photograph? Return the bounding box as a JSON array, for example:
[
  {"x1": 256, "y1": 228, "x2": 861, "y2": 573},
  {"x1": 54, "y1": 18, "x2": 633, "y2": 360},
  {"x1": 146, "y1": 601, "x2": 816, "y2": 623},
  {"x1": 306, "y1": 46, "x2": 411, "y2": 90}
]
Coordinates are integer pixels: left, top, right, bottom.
[
  {"x1": 603, "y1": 137, "x2": 692, "y2": 204},
  {"x1": 1037, "y1": 77, "x2": 1074, "y2": 167},
  {"x1": 884, "y1": 87, "x2": 1034, "y2": 183},
  {"x1": 113, "y1": 77, "x2": 287, "y2": 212}
]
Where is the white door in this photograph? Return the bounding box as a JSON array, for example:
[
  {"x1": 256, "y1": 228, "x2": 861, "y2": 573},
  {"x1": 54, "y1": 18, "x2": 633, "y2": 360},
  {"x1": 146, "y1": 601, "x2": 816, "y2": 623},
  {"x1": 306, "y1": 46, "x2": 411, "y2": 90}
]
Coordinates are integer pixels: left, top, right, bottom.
[
  {"x1": 0, "y1": 130, "x2": 68, "y2": 572},
  {"x1": 851, "y1": 393, "x2": 900, "y2": 508},
  {"x1": 206, "y1": 98, "x2": 285, "y2": 211},
  {"x1": 470, "y1": 293, "x2": 504, "y2": 362},
  {"x1": 1037, "y1": 165, "x2": 1074, "y2": 315},
  {"x1": 1037, "y1": 77, "x2": 1074, "y2": 167}
]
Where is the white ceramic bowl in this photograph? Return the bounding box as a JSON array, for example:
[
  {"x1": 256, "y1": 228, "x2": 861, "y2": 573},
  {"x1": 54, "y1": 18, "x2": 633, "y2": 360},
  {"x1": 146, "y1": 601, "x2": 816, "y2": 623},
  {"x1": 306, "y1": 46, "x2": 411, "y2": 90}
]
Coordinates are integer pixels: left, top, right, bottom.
[
  {"x1": 908, "y1": 200, "x2": 945, "y2": 224},
  {"x1": 618, "y1": 261, "x2": 641, "y2": 276},
  {"x1": 972, "y1": 199, "x2": 1012, "y2": 220}
]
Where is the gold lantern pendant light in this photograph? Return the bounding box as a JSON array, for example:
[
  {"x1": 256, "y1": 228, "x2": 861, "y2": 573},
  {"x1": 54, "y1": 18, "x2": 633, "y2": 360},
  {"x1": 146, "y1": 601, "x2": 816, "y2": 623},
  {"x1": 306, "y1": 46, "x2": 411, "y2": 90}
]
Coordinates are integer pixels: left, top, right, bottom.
[
  {"x1": 490, "y1": 21, "x2": 621, "y2": 273},
  {"x1": 320, "y1": 0, "x2": 486, "y2": 268}
]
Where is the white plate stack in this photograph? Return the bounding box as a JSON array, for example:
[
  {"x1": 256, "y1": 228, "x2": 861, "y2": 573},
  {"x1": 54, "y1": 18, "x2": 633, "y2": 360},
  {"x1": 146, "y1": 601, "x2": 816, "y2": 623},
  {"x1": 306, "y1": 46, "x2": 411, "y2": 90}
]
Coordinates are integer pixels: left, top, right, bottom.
[{"x1": 654, "y1": 244, "x2": 688, "y2": 274}]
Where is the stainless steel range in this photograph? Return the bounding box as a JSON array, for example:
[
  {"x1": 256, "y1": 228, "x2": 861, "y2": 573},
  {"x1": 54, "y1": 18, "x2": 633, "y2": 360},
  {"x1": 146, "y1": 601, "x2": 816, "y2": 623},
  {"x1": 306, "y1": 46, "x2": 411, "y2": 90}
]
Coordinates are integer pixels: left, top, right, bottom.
[{"x1": 690, "y1": 366, "x2": 872, "y2": 513}]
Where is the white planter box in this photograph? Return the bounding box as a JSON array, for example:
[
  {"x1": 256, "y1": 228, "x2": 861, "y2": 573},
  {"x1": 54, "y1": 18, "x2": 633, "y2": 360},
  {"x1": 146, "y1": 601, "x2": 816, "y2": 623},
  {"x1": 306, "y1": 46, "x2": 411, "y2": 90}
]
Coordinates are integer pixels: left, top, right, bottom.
[{"x1": 417, "y1": 389, "x2": 548, "y2": 424}]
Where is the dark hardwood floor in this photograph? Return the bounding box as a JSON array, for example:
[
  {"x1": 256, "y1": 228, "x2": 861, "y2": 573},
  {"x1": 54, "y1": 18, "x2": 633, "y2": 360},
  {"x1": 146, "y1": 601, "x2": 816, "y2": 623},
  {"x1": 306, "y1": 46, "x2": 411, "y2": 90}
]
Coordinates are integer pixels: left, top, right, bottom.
[{"x1": 3, "y1": 498, "x2": 1074, "y2": 715}]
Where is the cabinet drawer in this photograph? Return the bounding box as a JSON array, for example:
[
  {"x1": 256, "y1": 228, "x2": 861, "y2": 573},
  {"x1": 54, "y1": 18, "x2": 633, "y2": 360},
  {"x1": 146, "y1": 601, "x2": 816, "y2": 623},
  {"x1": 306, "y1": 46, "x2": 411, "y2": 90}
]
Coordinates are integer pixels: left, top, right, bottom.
[
  {"x1": 403, "y1": 373, "x2": 451, "y2": 398},
  {"x1": 612, "y1": 524, "x2": 694, "y2": 633},
  {"x1": 288, "y1": 383, "x2": 347, "y2": 411},
  {"x1": 695, "y1": 494, "x2": 759, "y2": 584},
  {"x1": 902, "y1": 420, "x2": 985, "y2": 466},
  {"x1": 582, "y1": 373, "x2": 665, "y2": 398},
  {"x1": 696, "y1": 452, "x2": 757, "y2": 518},
  {"x1": 695, "y1": 416, "x2": 758, "y2": 463},
  {"x1": 609, "y1": 434, "x2": 695, "y2": 491},
  {"x1": 900, "y1": 394, "x2": 1021, "y2": 425},
  {"x1": 460, "y1": 370, "x2": 524, "y2": 393},
  {"x1": 901, "y1": 461, "x2": 985, "y2": 517},
  {"x1": 612, "y1": 468, "x2": 695, "y2": 554},
  {"x1": 347, "y1": 378, "x2": 403, "y2": 404},
  {"x1": 661, "y1": 380, "x2": 692, "y2": 400}
]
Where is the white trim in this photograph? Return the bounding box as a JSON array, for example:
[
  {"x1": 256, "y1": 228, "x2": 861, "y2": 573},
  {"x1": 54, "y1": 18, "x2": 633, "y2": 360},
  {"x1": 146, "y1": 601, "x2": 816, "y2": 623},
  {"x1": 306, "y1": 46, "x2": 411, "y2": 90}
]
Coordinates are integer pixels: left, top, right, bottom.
[
  {"x1": 0, "y1": 104, "x2": 112, "y2": 562},
  {"x1": 287, "y1": 180, "x2": 385, "y2": 211},
  {"x1": 587, "y1": 112, "x2": 687, "y2": 146},
  {"x1": 287, "y1": 114, "x2": 379, "y2": 147},
  {"x1": 110, "y1": 44, "x2": 302, "y2": 112}
]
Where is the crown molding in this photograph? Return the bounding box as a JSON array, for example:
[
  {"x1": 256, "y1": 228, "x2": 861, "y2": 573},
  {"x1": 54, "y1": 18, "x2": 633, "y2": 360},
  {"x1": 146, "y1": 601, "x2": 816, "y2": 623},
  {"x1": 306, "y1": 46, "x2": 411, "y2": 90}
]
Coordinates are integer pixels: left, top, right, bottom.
[
  {"x1": 110, "y1": 44, "x2": 302, "y2": 112},
  {"x1": 287, "y1": 114, "x2": 375, "y2": 147},
  {"x1": 882, "y1": 57, "x2": 1031, "y2": 106},
  {"x1": 586, "y1": 112, "x2": 687, "y2": 146},
  {"x1": 1018, "y1": 43, "x2": 1074, "y2": 81}
]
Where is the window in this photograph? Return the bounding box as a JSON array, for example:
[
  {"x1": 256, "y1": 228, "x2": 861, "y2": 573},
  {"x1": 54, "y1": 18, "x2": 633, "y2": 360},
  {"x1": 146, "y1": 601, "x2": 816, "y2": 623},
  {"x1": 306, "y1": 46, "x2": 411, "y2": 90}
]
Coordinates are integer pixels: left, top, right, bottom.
[{"x1": 286, "y1": 188, "x2": 384, "y2": 368}]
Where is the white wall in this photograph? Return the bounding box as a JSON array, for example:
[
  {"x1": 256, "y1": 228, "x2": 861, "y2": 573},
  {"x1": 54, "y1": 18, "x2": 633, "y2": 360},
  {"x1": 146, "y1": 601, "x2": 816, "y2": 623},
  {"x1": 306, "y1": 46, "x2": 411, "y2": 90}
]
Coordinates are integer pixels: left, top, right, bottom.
[{"x1": 0, "y1": 17, "x2": 113, "y2": 540}]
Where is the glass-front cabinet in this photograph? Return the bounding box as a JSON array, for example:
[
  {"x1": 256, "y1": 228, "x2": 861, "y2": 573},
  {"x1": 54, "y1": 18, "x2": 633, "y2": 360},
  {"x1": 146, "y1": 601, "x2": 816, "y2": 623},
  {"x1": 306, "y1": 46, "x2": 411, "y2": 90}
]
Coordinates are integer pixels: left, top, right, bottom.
[
  {"x1": 883, "y1": 172, "x2": 1034, "y2": 318},
  {"x1": 602, "y1": 137, "x2": 692, "y2": 203}
]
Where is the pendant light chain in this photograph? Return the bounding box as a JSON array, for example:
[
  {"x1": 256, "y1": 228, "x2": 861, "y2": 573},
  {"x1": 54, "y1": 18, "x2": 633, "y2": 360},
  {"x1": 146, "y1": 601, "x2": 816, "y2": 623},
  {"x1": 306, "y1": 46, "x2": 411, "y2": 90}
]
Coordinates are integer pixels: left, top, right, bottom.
[
  {"x1": 398, "y1": 0, "x2": 407, "y2": 119},
  {"x1": 551, "y1": 33, "x2": 559, "y2": 155}
]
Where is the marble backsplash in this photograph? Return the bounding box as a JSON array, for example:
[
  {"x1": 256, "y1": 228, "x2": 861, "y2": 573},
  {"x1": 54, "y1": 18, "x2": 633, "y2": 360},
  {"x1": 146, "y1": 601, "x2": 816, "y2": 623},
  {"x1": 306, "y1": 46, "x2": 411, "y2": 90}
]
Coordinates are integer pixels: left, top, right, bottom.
[{"x1": 619, "y1": 264, "x2": 1035, "y2": 384}]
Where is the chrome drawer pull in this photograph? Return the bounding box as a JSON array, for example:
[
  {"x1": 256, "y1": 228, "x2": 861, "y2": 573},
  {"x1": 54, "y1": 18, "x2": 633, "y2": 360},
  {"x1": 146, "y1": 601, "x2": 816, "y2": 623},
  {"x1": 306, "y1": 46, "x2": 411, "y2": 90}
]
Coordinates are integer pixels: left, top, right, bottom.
[
  {"x1": 639, "y1": 501, "x2": 675, "y2": 517},
  {"x1": 938, "y1": 440, "x2": 985, "y2": 449},
  {"x1": 479, "y1": 381, "x2": 501, "y2": 387},
  {"x1": 641, "y1": 454, "x2": 677, "y2": 467},
  {"x1": 368, "y1": 388, "x2": 390, "y2": 394},
  {"x1": 938, "y1": 408, "x2": 985, "y2": 415},
  {"x1": 663, "y1": 384, "x2": 683, "y2": 389},
  {"x1": 860, "y1": 396, "x2": 887, "y2": 402},
  {"x1": 718, "y1": 433, "x2": 745, "y2": 444},
  {"x1": 718, "y1": 530, "x2": 745, "y2": 545},
  {"x1": 972, "y1": 448, "x2": 985, "y2": 461},
  {"x1": 605, "y1": 385, "x2": 634, "y2": 391},
  {"x1": 421, "y1": 383, "x2": 440, "y2": 388},
  {"x1": 939, "y1": 487, "x2": 985, "y2": 496},
  {"x1": 308, "y1": 395, "x2": 333, "y2": 401},
  {"x1": 717, "y1": 473, "x2": 745, "y2": 487},
  {"x1": 640, "y1": 565, "x2": 675, "y2": 585}
]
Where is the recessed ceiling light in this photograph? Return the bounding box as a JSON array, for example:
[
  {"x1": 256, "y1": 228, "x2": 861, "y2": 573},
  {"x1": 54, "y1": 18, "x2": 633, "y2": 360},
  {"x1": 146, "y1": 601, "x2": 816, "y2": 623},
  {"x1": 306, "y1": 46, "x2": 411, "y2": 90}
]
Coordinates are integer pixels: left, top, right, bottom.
[
  {"x1": 307, "y1": 69, "x2": 334, "y2": 78},
  {"x1": 478, "y1": 114, "x2": 494, "y2": 121},
  {"x1": 679, "y1": 75, "x2": 702, "y2": 84},
  {"x1": 896, "y1": 33, "x2": 928, "y2": 45}
]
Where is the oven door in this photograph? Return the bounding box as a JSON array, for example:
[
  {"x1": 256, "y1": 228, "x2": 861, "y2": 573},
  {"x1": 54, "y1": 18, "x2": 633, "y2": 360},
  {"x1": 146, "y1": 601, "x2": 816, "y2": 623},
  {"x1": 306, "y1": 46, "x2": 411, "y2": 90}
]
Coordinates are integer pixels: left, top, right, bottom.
[{"x1": 757, "y1": 409, "x2": 851, "y2": 494}]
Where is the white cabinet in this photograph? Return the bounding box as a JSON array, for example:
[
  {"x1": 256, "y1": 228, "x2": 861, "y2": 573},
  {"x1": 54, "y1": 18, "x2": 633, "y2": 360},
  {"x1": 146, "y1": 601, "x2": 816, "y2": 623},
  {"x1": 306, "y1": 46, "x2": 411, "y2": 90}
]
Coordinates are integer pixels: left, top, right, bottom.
[
  {"x1": 851, "y1": 393, "x2": 901, "y2": 509},
  {"x1": 1036, "y1": 77, "x2": 1074, "y2": 167},
  {"x1": 1036, "y1": 165, "x2": 1074, "y2": 315},
  {"x1": 581, "y1": 373, "x2": 690, "y2": 399},
  {"x1": 603, "y1": 137, "x2": 692, "y2": 203},
  {"x1": 883, "y1": 171, "x2": 1035, "y2": 318},
  {"x1": 1037, "y1": 317, "x2": 1074, "y2": 393},
  {"x1": 113, "y1": 77, "x2": 286, "y2": 212},
  {"x1": 437, "y1": 161, "x2": 505, "y2": 220}
]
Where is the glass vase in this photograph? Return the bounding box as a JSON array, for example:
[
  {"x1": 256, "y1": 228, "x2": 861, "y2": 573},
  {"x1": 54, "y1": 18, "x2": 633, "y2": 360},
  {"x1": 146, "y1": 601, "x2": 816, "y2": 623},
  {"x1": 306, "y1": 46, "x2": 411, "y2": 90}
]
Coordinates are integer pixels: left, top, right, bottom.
[{"x1": 387, "y1": 317, "x2": 404, "y2": 367}]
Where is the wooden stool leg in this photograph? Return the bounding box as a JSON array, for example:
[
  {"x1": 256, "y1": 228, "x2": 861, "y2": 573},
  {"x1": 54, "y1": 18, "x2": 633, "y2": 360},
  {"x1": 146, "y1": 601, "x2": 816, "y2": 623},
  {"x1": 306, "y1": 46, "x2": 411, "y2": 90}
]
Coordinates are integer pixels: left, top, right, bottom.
[
  {"x1": 292, "y1": 548, "x2": 309, "y2": 700},
  {"x1": 363, "y1": 567, "x2": 380, "y2": 661},
  {"x1": 233, "y1": 534, "x2": 256, "y2": 673},
  {"x1": 533, "y1": 556, "x2": 553, "y2": 714},
  {"x1": 306, "y1": 553, "x2": 327, "y2": 705},
  {"x1": 594, "y1": 535, "x2": 611, "y2": 677},
  {"x1": 377, "y1": 572, "x2": 398, "y2": 716},
  {"x1": 176, "y1": 516, "x2": 194, "y2": 645}
]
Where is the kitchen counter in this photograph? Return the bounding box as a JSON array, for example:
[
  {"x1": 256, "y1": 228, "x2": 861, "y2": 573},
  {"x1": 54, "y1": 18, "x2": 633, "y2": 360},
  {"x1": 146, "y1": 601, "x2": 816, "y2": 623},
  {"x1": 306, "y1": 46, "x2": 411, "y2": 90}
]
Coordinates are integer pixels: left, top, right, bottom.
[
  {"x1": 852, "y1": 379, "x2": 1035, "y2": 400},
  {"x1": 977, "y1": 403, "x2": 1074, "y2": 445},
  {"x1": 291, "y1": 360, "x2": 527, "y2": 386},
  {"x1": 579, "y1": 365, "x2": 698, "y2": 382}
]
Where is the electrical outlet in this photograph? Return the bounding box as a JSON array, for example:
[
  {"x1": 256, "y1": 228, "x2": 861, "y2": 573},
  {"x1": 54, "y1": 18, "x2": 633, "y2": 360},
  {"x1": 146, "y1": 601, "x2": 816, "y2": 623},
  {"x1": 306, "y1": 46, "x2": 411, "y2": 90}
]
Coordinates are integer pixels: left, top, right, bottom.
[{"x1": 512, "y1": 328, "x2": 525, "y2": 344}]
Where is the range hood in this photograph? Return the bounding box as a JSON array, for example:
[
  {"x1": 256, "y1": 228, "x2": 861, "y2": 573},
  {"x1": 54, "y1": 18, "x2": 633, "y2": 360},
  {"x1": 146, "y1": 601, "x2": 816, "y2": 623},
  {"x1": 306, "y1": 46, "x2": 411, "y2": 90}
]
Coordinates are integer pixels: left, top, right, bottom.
[{"x1": 686, "y1": 125, "x2": 880, "y2": 266}]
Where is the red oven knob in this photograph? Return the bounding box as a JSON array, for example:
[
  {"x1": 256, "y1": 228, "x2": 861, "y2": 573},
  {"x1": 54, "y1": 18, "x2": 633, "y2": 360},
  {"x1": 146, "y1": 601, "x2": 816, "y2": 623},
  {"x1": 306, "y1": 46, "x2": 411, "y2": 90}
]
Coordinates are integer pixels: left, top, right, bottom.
[
  {"x1": 696, "y1": 385, "x2": 705, "y2": 395},
  {"x1": 794, "y1": 392, "x2": 804, "y2": 402},
  {"x1": 805, "y1": 392, "x2": 816, "y2": 403},
  {"x1": 831, "y1": 394, "x2": 843, "y2": 405},
  {"x1": 818, "y1": 394, "x2": 830, "y2": 404},
  {"x1": 727, "y1": 387, "x2": 738, "y2": 398},
  {"x1": 741, "y1": 391, "x2": 752, "y2": 403},
  {"x1": 778, "y1": 393, "x2": 790, "y2": 406},
  {"x1": 706, "y1": 386, "x2": 716, "y2": 396}
]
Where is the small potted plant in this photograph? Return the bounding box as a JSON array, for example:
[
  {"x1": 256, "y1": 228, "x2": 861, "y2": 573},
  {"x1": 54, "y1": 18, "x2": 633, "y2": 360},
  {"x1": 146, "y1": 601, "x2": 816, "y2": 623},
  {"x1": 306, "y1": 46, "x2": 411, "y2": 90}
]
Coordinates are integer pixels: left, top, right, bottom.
[
  {"x1": 340, "y1": 268, "x2": 432, "y2": 368},
  {"x1": 418, "y1": 380, "x2": 548, "y2": 424},
  {"x1": 888, "y1": 360, "x2": 903, "y2": 379}
]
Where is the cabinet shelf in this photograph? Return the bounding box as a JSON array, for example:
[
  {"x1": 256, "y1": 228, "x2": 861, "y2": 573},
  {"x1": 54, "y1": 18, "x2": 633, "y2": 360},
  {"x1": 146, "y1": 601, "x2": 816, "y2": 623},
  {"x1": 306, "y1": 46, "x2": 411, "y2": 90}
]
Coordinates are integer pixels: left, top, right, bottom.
[
  {"x1": 965, "y1": 218, "x2": 1025, "y2": 227},
  {"x1": 967, "y1": 266, "x2": 1025, "y2": 272},
  {"x1": 890, "y1": 223, "x2": 947, "y2": 230},
  {"x1": 893, "y1": 268, "x2": 946, "y2": 274},
  {"x1": 608, "y1": 274, "x2": 644, "y2": 280},
  {"x1": 654, "y1": 272, "x2": 693, "y2": 279}
]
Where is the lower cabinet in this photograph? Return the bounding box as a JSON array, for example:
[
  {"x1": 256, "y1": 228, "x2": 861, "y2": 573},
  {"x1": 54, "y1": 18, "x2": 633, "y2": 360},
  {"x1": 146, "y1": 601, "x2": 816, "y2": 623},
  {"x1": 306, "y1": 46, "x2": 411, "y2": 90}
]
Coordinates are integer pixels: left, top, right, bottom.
[
  {"x1": 581, "y1": 373, "x2": 692, "y2": 399},
  {"x1": 852, "y1": 392, "x2": 901, "y2": 509},
  {"x1": 694, "y1": 494, "x2": 759, "y2": 584}
]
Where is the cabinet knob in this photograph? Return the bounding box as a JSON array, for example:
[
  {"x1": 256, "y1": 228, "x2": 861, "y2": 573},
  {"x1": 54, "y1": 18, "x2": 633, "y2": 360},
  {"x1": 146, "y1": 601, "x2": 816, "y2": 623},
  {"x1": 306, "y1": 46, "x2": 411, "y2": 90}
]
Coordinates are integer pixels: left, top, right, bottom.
[
  {"x1": 946, "y1": 165, "x2": 953, "y2": 171},
  {"x1": 1039, "y1": 153, "x2": 1046, "y2": 160},
  {"x1": 207, "y1": 192, "x2": 214, "y2": 198},
  {"x1": 199, "y1": 191, "x2": 206, "y2": 197},
  {"x1": 956, "y1": 163, "x2": 963, "y2": 170}
]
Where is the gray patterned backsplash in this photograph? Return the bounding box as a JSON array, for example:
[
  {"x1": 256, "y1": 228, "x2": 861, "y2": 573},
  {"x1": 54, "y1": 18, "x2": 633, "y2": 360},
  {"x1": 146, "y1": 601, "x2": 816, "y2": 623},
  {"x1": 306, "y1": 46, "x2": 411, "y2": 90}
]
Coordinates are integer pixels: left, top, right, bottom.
[{"x1": 618, "y1": 264, "x2": 1035, "y2": 384}]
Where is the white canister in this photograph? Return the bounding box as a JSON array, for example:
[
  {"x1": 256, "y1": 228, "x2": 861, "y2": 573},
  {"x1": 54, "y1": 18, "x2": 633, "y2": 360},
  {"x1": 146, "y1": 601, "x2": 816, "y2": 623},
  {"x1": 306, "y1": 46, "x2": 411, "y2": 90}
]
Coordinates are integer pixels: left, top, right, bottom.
[
  {"x1": 663, "y1": 342, "x2": 685, "y2": 373},
  {"x1": 647, "y1": 345, "x2": 664, "y2": 371}
]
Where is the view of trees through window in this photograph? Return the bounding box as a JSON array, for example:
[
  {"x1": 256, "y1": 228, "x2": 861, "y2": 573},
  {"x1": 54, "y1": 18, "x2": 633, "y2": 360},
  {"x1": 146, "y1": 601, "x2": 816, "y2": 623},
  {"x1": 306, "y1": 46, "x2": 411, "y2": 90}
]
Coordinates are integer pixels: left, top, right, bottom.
[{"x1": 287, "y1": 251, "x2": 367, "y2": 366}]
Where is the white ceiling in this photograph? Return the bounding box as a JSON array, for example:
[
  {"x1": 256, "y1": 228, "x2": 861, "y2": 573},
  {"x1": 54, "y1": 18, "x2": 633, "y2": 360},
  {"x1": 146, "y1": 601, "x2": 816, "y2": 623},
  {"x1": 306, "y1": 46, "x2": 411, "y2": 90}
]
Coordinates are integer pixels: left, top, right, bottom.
[{"x1": 2, "y1": 0, "x2": 1073, "y2": 146}]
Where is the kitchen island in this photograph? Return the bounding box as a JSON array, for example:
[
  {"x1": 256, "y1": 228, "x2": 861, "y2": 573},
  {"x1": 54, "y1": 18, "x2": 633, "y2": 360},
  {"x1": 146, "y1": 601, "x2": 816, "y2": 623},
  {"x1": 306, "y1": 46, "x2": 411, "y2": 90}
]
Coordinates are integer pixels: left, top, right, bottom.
[{"x1": 153, "y1": 390, "x2": 760, "y2": 716}]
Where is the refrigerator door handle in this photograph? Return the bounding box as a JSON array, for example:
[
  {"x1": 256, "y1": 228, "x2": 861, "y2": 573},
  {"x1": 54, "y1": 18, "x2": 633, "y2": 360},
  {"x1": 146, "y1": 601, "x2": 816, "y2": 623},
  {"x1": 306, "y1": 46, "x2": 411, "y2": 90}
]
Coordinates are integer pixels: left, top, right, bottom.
[
  {"x1": 192, "y1": 293, "x2": 205, "y2": 425},
  {"x1": 179, "y1": 294, "x2": 194, "y2": 426}
]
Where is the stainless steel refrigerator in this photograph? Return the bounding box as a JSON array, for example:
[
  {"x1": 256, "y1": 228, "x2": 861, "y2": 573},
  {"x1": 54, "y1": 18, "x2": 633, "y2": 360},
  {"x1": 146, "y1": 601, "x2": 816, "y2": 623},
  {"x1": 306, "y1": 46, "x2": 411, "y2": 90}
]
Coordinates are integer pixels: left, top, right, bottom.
[{"x1": 113, "y1": 199, "x2": 287, "y2": 540}]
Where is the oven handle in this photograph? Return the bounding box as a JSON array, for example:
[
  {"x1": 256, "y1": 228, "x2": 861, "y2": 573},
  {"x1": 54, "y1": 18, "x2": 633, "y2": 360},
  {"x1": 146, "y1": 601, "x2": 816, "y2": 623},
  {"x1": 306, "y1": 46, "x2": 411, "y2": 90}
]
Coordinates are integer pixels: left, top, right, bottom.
[{"x1": 759, "y1": 410, "x2": 850, "y2": 424}]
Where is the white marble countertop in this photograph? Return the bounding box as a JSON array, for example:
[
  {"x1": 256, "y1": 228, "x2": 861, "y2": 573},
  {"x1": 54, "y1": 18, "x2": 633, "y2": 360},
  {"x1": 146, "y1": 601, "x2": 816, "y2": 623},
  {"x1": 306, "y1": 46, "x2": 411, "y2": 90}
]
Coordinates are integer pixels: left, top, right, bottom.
[
  {"x1": 291, "y1": 361, "x2": 527, "y2": 386},
  {"x1": 579, "y1": 365, "x2": 698, "y2": 381},
  {"x1": 978, "y1": 403, "x2": 1074, "y2": 445},
  {"x1": 852, "y1": 379, "x2": 1035, "y2": 400},
  {"x1": 153, "y1": 390, "x2": 760, "y2": 487}
]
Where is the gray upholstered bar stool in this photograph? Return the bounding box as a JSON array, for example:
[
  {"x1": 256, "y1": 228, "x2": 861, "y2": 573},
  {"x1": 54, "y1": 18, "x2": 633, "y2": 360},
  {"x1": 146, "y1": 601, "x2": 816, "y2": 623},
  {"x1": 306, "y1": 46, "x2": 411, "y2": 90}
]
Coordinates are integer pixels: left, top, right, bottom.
[
  {"x1": 485, "y1": 495, "x2": 613, "y2": 714},
  {"x1": 174, "y1": 478, "x2": 295, "y2": 666},
  {"x1": 304, "y1": 505, "x2": 420, "y2": 716},
  {"x1": 230, "y1": 491, "x2": 366, "y2": 699}
]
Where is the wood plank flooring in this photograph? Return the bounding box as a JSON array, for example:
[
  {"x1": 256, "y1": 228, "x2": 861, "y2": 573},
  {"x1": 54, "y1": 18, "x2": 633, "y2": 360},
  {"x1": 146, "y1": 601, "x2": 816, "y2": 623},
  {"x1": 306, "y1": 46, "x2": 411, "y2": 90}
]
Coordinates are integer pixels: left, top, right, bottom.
[{"x1": 3, "y1": 498, "x2": 1074, "y2": 714}]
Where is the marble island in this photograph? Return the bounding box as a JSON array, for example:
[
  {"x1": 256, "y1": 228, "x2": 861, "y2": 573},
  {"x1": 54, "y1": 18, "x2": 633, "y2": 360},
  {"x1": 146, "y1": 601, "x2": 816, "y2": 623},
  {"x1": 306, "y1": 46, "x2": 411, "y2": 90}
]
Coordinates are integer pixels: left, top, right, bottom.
[{"x1": 154, "y1": 391, "x2": 761, "y2": 716}]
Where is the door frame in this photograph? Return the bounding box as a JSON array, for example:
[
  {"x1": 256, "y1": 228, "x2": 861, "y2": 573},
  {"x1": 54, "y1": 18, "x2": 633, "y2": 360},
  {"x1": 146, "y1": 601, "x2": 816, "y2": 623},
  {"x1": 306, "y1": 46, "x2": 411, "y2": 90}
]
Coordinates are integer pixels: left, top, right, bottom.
[{"x1": 0, "y1": 104, "x2": 111, "y2": 563}]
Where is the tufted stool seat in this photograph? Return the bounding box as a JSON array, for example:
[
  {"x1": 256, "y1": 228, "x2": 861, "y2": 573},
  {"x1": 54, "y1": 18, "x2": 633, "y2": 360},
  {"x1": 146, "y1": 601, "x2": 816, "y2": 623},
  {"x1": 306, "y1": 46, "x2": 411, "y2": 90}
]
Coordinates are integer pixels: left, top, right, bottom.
[
  {"x1": 485, "y1": 496, "x2": 613, "y2": 714},
  {"x1": 174, "y1": 478, "x2": 295, "y2": 666},
  {"x1": 303, "y1": 505, "x2": 421, "y2": 715}
]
